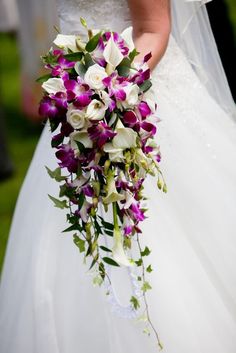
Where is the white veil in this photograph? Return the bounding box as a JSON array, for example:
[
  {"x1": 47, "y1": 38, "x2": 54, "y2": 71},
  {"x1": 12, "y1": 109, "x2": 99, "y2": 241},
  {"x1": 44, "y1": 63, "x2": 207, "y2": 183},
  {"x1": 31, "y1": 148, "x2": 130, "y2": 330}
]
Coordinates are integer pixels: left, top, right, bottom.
[{"x1": 171, "y1": 0, "x2": 236, "y2": 119}]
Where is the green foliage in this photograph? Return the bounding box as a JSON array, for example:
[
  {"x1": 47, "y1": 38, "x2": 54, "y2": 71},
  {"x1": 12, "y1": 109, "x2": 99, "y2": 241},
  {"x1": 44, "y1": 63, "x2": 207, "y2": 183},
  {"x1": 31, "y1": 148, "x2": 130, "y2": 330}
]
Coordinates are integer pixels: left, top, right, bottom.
[
  {"x1": 64, "y1": 52, "x2": 83, "y2": 61},
  {"x1": 141, "y1": 281, "x2": 152, "y2": 292},
  {"x1": 141, "y1": 246, "x2": 151, "y2": 257},
  {"x1": 48, "y1": 194, "x2": 68, "y2": 209},
  {"x1": 146, "y1": 264, "x2": 153, "y2": 273},
  {"x1": 130, "y1": 296, "x2": 140, "y2": 310},
  {"x1": 36, "y1": 73, "x2": 52, "y2": 83},
  {"x1": 73, "y1": 234, "x2": 86, "y2": 252},
  {"x1": 102, "y1": 257, "x2": 120, "y2": 267},
  {"x1": 45, "y1": 166, "x2": 66, "y2": 182},
  {"x1": 139, "y1": 80, "x2": 152, "y2": 93},
  {"x1": 85, "y1": 32, "x2": 101, "y2": 52}
]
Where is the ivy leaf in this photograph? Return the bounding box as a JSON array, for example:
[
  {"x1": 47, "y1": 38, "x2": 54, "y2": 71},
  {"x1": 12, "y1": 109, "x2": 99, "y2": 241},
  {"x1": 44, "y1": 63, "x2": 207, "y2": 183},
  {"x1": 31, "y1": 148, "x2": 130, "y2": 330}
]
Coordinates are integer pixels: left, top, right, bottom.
[
  {"x1": 135, "y1": 258, "x2": 143, "y2": 267},
  {"x1": 139, "y1": 80, "x2": 152, "y2": 93},
  {"x1": 85, "y1": 32, "x2": 101, "y2": 52},
  {"x1": 64, "y1": 52, "x2": 83, "y2": 61},
  {"x1": 36, "y1": 73, "x2": 52, "y2": 83},
  {"x1": 48, "y1": 194, "x2": 68, "y2": 209},
  {"x1": 130, "y1": 296, "x2": 140, "y2": 310},
  {"x1": 103, "y1": 257, "x2": 120, "y2": 267},
  {"x1": 73, "y1": 234, "x2": 85, "y2": 253},
  {"x1": 45, "y1": 166, "x2": 66, "y2": 182},
  {"x1": 141, "y1": 281, "x2": 152, "y2": 292},
  {"x1": 141, "y1": 246, "x2": 151, "y2": 257},
  {"x1": 146, "y1": 264, "x2": 153, "y2": 273}
]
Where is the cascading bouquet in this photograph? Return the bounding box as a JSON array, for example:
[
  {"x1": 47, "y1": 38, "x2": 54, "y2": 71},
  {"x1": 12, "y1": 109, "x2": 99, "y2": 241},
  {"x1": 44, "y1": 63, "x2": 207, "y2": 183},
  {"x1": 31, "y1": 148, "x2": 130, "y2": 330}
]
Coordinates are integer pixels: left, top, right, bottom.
[{"x1": 38, "y1": 18, "x2": 166, "y2": 350}]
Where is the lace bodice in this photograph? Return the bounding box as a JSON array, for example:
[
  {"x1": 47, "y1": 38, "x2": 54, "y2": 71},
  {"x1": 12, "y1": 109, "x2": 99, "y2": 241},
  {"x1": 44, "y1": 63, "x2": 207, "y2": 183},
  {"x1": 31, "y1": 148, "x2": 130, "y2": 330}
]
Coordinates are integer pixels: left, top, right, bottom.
[{"x1": 57, "y1": 0, "x2": 131, "y2": 35}]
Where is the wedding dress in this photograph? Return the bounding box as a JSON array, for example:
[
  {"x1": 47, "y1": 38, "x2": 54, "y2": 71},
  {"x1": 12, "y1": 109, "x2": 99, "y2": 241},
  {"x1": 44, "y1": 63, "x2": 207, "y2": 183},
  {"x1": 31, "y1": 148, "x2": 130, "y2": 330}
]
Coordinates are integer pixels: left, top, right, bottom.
[{"x1": 1, "y1": 1, "x2": 236, "y2": 352}]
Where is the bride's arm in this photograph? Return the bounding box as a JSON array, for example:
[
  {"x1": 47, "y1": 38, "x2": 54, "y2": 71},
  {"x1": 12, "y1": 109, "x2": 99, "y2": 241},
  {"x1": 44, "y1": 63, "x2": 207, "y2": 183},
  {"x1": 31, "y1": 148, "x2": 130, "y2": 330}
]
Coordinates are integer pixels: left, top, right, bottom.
[{"x1": 127, "y1": 0, "x2": 171, "y2": 70}]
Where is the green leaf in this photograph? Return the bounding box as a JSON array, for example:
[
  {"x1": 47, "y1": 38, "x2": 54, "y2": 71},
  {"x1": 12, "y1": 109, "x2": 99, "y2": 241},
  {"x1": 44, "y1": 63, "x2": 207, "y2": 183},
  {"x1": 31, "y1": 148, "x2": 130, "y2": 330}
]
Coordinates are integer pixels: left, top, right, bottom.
[
  {"x1": 100, "y1": 245, "x2": 112, "y2": 253},
  {"x1": 74, "y1": 62, "x2": 87, "y2": 78},
  {"x1": 139, "y1": 80, "x2": 152, "y2": 93},
  {"x1": 141, "y1": 246, "x2": 151, "y2": 257},
  {"x1": 36, "y1": 73, "x2": 52, "y2": 83},
  {"x1": 64, "y1": 52, "x2": 83, "y2": 61},
  {"x1": 73, "y1": 234, "x2": 85, "y2": 252},
  {"x1": 48, "y1": 194, "x2": 68, "y2": 209},
  {"x1": 75, "y1": 140, "x2": 86, "y2": 153},
  {"x1": 98, "y1": 216, "x2": 114, "y2": 230},
  {"x1": 103, "y1": 229, "x2": 114, "y2": 237},
  {"x1": 129, "y1": 48, "x2": 139, "y2": 62},
  {"x1": 141, "y1": 281, "x2": 152, "y2": 292},
  {"x1": 130, "y1": 296, "x2": 140, "y2": 310},
  {"x1": 99, "y1": 262, "x2": 105, "y2": 280},
  {"x1": 85, "y1": 32, "x2": 101, "y2": 52},
  {"x1": 62, "y1": 223, "x2": 83, "y2": 232},
  {"x1": 78, "y1": 192, "x2": 85, "y2": 209},
  {"x1": 89, "y1": 253, "x2": 99, "y2": 270},
  {"x1": 80, "y1": 17, "x2": 87, "y2": 28},
  {"x1": 84, "y1": 53, "x2": 94, "y2": 68},
  {"x1": 103, "y1": 257, "x2": 120, "y2": 267},
  {"x1": 117, "y1": 58, "x2": 131, "y2": 77},
  {"x1": 49, "y1": 119, "x2": 60, "y2": 132},
  {"x1": 146, "y1": 264, "x2": 153, "y2": 273},
  {"x1": 94, "y1": 218, "x2": 103, "y2": 235},
  {"x1": 135, "y1": 258, "x2": 143, "y2": 267},
  {"x1": 45, "y1": 166, "x2": 66, "y2": 182}
]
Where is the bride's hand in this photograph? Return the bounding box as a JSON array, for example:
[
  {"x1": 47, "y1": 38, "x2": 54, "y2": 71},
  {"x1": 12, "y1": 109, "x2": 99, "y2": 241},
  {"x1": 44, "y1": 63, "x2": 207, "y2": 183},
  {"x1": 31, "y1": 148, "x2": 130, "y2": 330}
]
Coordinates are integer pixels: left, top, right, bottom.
[{"x1": 128, "y1": 0, "x2": 171, "y2": 71}]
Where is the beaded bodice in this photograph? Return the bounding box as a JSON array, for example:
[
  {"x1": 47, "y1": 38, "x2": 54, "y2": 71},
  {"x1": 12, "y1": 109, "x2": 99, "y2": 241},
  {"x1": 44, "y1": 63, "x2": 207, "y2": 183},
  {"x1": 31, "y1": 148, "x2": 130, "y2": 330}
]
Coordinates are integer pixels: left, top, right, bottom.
[{"x1": 57, "y1": 0, "x2": 131, "y2": 35}]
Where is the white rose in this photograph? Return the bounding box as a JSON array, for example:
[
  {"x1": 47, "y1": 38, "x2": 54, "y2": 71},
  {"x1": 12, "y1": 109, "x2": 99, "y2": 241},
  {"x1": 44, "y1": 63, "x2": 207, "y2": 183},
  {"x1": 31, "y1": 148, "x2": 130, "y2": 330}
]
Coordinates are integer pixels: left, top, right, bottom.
[
  {"x1": 122, "y1": 84, "x2": 139, "y2": 109},
  {"x1": 42, "y1": 78, "x2": 66, "y2": 94},
  {"x1": 84, "y1": 64, "x2": 108, "y2": 90},
  {"x1": 67, "y1": 104, "x2": 87, "y2": 129},
  {"x1": 53, "y1": 34, "x2": 78, "y2": 52},
  {"x1": 86, "y1": 99, "x2": 106, "y2": 121}
]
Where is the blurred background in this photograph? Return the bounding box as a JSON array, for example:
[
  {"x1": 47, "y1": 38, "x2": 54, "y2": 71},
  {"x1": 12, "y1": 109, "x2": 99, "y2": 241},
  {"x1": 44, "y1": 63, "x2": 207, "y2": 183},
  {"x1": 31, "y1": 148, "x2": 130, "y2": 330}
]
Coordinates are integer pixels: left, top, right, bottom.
[{"x1": 0, "y1": 0, "x2": 236, "y2": 274}]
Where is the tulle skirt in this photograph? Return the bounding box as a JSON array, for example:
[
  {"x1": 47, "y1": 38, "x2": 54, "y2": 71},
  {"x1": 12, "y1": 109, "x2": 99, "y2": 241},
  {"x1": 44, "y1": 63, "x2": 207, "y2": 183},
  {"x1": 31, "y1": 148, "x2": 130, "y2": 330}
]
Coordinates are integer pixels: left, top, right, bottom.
[{"x1": 0, "y1": 37, "x2": 236, "y2": 353}]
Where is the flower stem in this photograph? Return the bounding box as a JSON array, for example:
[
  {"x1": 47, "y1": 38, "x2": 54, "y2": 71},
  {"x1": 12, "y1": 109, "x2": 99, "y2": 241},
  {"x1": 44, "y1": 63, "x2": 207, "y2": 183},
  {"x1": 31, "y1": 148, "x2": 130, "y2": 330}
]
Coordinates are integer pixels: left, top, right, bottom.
[{"x1": 136, "y1": 235, "x2": 163, "y2": 351}]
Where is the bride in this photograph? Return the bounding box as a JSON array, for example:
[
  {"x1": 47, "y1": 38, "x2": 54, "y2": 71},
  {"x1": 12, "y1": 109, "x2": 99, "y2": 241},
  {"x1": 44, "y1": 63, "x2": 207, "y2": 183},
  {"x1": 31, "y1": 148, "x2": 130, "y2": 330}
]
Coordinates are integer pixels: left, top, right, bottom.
[{"x1": 0, "y1": 0, "x2": 236, "y2": 352}]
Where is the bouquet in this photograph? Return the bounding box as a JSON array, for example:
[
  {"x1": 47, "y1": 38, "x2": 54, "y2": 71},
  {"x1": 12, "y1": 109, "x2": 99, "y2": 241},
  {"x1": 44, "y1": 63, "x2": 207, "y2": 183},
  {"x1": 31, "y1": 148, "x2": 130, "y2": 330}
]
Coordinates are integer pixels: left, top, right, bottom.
[{"x1": 38, "y1": 18, "x2": 166, "y2": 350}]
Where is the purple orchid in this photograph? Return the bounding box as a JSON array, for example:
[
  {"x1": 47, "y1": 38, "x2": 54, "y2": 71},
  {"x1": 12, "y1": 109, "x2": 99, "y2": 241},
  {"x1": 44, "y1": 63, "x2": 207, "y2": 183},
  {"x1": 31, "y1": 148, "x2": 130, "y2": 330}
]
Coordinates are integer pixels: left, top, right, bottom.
[
  {"x1": 88, "y1": 121, "x2": 117, "y2": 148},
  {"x1": 92, "y1": 37, "x2": 106, "y2": 66},
  {"x1": 39, "y1": 92, "x2": 67, "y2": 119},
  {"x1": 55, "y1": 144, "x2": 78, "y2": 173},
  {"x1": 51, "y1": 55, "x2": 75, "y2": 77},
  {"x1": 129, "y1": 201, "x2": 146, "y2": 222},
  {"x1": 64, "y1": 79, "x2": 92, "y2": 107},
  {"x1": 138, "y1": 101, "x2": 152, "y2": 118},
  {"x1": 103, "y1": 73, "x2": 128, "y2": 101}
]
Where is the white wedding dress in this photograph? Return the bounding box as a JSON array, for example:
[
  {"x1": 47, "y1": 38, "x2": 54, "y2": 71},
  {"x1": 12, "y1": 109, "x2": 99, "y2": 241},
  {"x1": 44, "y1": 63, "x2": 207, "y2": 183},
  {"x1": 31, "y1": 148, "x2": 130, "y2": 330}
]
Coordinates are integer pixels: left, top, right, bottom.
[{"x1": 1, "y1": 1, "x2": 236, "y2": 352}]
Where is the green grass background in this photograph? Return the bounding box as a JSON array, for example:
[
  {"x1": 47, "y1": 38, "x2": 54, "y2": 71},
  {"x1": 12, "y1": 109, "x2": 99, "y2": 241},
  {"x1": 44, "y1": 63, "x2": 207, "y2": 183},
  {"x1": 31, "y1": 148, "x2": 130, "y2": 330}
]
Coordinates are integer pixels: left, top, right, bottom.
[{"x1": 0, "y1": 3, "x2": 236, "y2": 274}]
